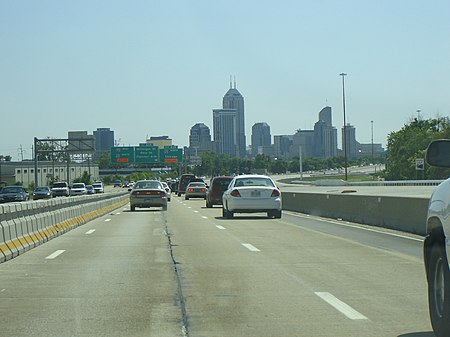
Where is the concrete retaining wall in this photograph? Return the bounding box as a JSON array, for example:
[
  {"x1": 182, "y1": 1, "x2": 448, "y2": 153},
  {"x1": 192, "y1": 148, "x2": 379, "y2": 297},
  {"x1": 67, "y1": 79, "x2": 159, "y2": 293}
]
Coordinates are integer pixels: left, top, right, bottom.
[
  {"x1": 282, "y1": 192, "x2": 429, "y2": 236},
  {"x1": 0, "y1": 193, "x2": 129, "y2": 263}
]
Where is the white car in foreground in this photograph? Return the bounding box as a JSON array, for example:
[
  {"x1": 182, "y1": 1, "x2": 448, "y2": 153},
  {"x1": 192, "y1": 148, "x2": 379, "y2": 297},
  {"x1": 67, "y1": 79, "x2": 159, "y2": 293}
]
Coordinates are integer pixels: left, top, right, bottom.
[
  {"x1": 424, "y1": 139, "x2": 450, "y2": 337},
  {"x1": 222, "y1": 174, "x2": 282, "y2": 219}
]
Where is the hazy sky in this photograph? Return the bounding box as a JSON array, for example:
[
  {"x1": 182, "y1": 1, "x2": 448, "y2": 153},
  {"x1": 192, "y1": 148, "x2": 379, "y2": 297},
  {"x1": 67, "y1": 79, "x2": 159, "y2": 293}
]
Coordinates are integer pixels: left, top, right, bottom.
[{"x1": 1, "y1": 0, "x2": 449, "y2": 160}]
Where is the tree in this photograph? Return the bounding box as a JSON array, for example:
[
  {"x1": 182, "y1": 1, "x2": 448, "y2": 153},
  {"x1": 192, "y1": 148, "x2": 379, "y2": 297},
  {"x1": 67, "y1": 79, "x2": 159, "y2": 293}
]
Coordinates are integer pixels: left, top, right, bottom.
[{"x1": 386, "y1": 117, "x2": 450, "y2": 180}]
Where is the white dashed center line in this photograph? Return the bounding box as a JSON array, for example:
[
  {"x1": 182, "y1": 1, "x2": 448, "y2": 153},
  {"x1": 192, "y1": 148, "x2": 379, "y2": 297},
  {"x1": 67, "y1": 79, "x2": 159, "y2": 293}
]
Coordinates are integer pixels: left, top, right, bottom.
[
  {"x1": 85, "y1": 229, "x2": 96, "y2": 235},
  {"x1": 194, "y1": 210, "x2": 199, "y2": 213},
  {"x1": 242, "y1": 243, "x2": 260, "y2": 252},
  {"x1": 216, "y1": 225, "x2": 226, "y2": 230},
  {"x1": 105, "y1": 219, "x2": 112, "y2": 222},
  {"x1": 315, "y1": 292, "x2": 368, "y2": 320},
  {"x1": 202, "y1": 216, "x2": 208, "y2": 219},
  {"x1": 45, "y1": 250, "x2": 66, "y2": 260}
]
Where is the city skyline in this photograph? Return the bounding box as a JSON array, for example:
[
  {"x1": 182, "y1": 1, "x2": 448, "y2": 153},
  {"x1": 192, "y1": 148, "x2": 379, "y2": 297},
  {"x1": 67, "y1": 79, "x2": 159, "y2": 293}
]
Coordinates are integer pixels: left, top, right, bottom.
[{"x1": 1, "y1": 1, "x2": 448, "y2": 160}]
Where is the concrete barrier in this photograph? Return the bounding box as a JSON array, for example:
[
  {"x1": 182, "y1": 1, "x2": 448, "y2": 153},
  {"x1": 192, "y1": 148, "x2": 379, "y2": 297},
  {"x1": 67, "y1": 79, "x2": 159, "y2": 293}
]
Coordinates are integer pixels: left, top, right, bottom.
[
  {"x1": 0, "y1": 192, "x2": 129, "y2": 263},
  {"x1": 282, "y1": 192, "x2": 429, "y2": 236}
]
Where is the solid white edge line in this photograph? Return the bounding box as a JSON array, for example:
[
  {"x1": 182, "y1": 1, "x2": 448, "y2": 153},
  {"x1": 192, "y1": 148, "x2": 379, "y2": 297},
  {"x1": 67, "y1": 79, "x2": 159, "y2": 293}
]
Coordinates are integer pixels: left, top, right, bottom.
[
  {"x1": 216, "y1": 225, "x2": 226, "y2": 230},
  {"x1": 45, "y1": 250, "x2": 66, "y2": 260},
  {"x1": 285, "y1": 211, "x2": 423, "y2": 242},
  {"x1": 242, "y1": 243, "x2": 260, "y2": 252},
  {"x1": 85, "y1": 229, "x2": 96, "y2": 235},
  {"x1": 315, "y1": 292, "x2": 368, "y2": 320}
]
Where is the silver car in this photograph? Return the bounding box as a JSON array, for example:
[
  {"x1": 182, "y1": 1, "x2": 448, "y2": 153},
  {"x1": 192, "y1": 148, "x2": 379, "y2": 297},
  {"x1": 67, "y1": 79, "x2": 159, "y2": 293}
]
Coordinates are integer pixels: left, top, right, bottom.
[{"x1": 129, "y1": 180, "x2": 168, "y2": 211}]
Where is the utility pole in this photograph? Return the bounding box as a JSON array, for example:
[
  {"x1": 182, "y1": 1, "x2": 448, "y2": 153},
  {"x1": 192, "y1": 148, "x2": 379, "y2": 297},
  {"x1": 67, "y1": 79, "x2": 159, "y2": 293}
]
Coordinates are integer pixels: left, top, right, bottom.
[{"x1": 340, "y1": 73, "x2": 348, "y2": 181}]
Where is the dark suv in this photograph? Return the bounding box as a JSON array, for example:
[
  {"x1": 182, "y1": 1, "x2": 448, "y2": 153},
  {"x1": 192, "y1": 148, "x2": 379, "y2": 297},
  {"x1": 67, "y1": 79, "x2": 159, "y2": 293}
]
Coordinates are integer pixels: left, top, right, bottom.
[
  {"x1": 205, "y1": 176, "x2": 233, "y2": 208},
  {"x1": 177, "y1": 174, "x2": 196, "y2": 196}
]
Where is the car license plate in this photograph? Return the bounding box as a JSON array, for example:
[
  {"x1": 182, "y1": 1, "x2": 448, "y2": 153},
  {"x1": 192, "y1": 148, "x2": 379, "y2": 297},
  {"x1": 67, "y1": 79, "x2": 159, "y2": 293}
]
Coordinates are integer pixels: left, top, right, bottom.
[{"x1": 251, "y1": 190, "x2": 260, "y2": 197}]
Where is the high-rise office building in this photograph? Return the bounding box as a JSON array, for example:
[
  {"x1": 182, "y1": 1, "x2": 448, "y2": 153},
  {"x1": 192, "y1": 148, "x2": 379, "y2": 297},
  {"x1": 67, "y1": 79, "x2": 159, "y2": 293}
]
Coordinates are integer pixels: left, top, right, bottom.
[
  {"x1": 188, "y1": 123, "x2": 213, "y2": 163},
  {"x1": 213, "y1": 109, "x2": 238, "y2": 157},
  {"x1": 251, "y1": 122, "x2": 272, "y2": 157},
  {"x1": 342, "y1": 123, "x2": 358, "y2": 159},
  {"x1": 273, "y1": 135, "x2": 293, "y2": 160},
  {"x1": 314, "y1": 106, "x2": 337, "y2": 158},
  {"x1": 222, "y1": 80, "x2": 246, "y2": 157},
  {"x1": 93, "y1": 128, "x2": 114, "y2": 158}
]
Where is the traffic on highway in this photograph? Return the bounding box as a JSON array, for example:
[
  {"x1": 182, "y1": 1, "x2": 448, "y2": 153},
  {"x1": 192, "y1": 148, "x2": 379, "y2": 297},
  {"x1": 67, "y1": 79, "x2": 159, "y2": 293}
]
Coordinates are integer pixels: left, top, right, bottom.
[{"x1": 0, "y1": 173, "x2": 437, "y2": 337}]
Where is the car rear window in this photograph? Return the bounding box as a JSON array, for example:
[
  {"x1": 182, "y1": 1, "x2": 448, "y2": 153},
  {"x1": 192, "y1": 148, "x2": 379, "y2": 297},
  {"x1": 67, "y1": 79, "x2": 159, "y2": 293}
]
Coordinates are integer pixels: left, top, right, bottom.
[{"x1": 234, "y1": 178, "x2": 274, "y2": 187}]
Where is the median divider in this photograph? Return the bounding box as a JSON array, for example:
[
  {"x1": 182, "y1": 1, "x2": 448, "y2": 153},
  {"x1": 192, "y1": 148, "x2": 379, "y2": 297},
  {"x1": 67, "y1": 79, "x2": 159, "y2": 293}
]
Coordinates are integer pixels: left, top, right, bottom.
[
  {"x1": 0, "y1": 191, "x2": 129, "y2": 263},
  {"x1": 282, "y1": 191, "x2": 429, "y2": 236}
]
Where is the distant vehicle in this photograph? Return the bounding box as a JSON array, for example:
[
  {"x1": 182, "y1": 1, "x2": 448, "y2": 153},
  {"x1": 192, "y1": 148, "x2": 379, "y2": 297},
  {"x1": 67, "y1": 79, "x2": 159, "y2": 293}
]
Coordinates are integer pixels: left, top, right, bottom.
[
  {"x1": 222, "y1": 174, "x2": 282, "y2": 219},
  {"x1": 92, "y1": 182, "x2": 104, "y2": 193},
  {"x1": 51, "y1": 181, "x2": 70, "y2": 197},
  {"x1": 113, "y1": 180, "x2": 122, "y2": 187},
  {"x1": 70, "y1": 183, "x2": 87, "y2": 196},
  {"x1": 161, "y1": 181, "x2": 171, "y2": 202},
  {"x1": 32, "y1": 186, "x2": 52, "y2": 200},
  {"x1": 424, "y1": 139, "x2": 450, "y2": 337},
  {"x1": 0, "y1": 186, "x2": 29, "y2": 203},
  {"x1": 206, "y1": 176, "x2": 233, "y2": 208},
  {"x1": 185, "y1": 182, "x2": 208, "y2": 200},
  {"x1": 129, "y1": 180, "x2": 168, "y2": 211},
  {"x1": 86, "y1": 185, "x2": 95, "y2": 195},
  {"x1": 169, "y1": 179, "x2": 179, "y2": 194},
  {"x1": 177, "y1": 173, "x2": 195, "y2": 196}
]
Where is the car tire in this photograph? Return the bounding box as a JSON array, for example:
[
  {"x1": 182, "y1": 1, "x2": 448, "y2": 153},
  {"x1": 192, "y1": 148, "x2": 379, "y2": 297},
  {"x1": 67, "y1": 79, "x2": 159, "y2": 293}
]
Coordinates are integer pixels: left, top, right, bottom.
[
  {"x1": 428, "y1": 242, "x2": 450, "y2": 337},
  {"x1": 178, "y1": 193, "x2": 181, "y2": 197},
  {"x1": 222, "y1": 207, "x2": 227, "y2": 218},
  {"x1": 185, "y1": 196, "x2": 189, "y2": 200},
  {"x1": 206, "y1": 201, "x2": 212, "y2": 208},
  {"x1": 275, "y1": 210, "x2": 282, "y2": 219},
  {"x1": 162, "y1": 205, "x2": 168, "y2": 211},
  {"x1": 130, "y1": 206, "x2": 135, "y2": 212}
]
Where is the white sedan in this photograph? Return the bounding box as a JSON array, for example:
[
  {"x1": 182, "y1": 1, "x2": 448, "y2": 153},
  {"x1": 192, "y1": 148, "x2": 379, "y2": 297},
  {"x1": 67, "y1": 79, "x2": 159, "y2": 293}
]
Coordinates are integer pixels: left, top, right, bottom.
[{"x1": 222, "y1": 174, "x2": 282, "y2": 219}]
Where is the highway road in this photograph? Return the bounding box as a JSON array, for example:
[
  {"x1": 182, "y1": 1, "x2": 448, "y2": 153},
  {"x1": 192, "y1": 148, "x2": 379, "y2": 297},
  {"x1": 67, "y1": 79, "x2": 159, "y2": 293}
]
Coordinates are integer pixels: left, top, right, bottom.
[{"x1": 0, "y1": 195, "x2": 434, "y2": 337}]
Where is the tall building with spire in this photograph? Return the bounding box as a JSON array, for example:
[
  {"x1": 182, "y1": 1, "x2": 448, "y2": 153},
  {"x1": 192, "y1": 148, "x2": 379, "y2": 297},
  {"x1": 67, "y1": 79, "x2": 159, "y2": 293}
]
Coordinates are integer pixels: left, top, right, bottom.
[
  {"x1": 222, "y1": 78, "x2": 246, "y2": 158},
  {"x1": 212, "y1": 79, "x2": 246, "y2": 158}
]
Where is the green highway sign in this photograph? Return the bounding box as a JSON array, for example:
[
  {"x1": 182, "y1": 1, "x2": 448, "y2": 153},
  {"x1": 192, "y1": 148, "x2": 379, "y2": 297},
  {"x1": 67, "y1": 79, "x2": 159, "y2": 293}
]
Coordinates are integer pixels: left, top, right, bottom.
[
  {"x1": 111, "y1": 145, "x2": 183, "y2": 164},
  {"x1": 135, "y1": 145, "x2": 159, "y2": 163},
  {"x1": 161, "y1": 146, "x2": 182, "y2": 163},
  {"x1": 111, "y1": 146, "x2": 134, "y2": 164}
]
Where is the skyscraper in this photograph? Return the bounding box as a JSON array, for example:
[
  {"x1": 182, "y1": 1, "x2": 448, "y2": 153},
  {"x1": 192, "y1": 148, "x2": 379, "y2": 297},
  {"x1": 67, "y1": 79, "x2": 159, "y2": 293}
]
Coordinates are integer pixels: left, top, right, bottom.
[
  {"x1": 222, "y1": 80, "x2": 246, "y2": 157},
  {"x1": 251, "y1": 122, "x2": 272, "y2": 157},
  {"x1": 314, "y1": 106, "x2": 337, "y2": 158},
  {"x1": 342, "y1": 123, "x2": 358, "y2": 159},
  {"x1": 213, "y1": 109, "x2": 237, "y2": 157},
  {"x1": 93, "y1": 128, "x2": 114, "y2": 158}
]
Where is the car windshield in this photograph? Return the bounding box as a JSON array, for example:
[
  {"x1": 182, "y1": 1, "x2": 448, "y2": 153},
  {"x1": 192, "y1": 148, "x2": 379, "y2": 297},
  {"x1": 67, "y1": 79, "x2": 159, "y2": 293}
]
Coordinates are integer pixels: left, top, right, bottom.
[
  {"x1": 52, "y1": 183, "x2": 66, "y2": 188},
  {"x1": 35, "y1": 187, "x2": 49, "y2": 192},
  {"x1": 72, "y1": 184, "x2": 85, "y2": 188},
  {"x1": 2, "y1": 187, "x2": 23, "y2": 193}
]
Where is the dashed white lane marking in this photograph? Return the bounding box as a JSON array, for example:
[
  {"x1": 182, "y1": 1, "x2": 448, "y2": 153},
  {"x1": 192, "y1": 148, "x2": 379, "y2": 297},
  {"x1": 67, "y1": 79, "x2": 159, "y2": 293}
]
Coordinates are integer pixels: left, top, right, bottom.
[
  {"x1": 105, "y1": 219, "x2": 112, "y2": 222},
  {"x1": 187, "y1": 207, "x2": 192, "y2": 209},
  {"x1": 45, "y1": 250, "x2": 66, "y2": 260},
  {"x1": 85, "y1": 229, "x2": 96, "y2": 235},
  {"x1": 315, "y1": 292, "x2": 368, "y2": 320},
  {"x1": 202, "y1": 216, "x2": 208, "y2": 219},
  {"x1": 0, "y1": 289, "x2": 6, "y2": 293},
  {"x1": 242, "y1": 243, "x2": 260, "y2": 252},
  {"x1": 216, "y1": 225, "x2": 226, "y2": 230},
  {"x1": 115, "y1": 212, "x2": 121, "y2": 215},
  {"x1": 194, "y1": 210, "x2": 199, "y2": 213}
]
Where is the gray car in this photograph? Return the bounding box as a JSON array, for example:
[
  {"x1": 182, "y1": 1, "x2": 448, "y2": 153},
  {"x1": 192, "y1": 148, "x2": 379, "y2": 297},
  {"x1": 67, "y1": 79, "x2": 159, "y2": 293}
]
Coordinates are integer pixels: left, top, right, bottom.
[
  {"x1": 129, "y1": 180, "x2": 168, "y2": 211},
  {"x1": 185, "y1": 182, "x2": 208, "y2": 200}
]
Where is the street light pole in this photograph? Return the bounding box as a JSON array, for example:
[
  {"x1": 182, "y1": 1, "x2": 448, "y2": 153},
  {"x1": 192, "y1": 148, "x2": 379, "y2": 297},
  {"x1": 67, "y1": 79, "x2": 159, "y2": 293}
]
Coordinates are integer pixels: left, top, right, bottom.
[
  {"x1": 340, "y1": 73, "x2": 348, "y2": 181},
  {"x1": 371, "y1": 120, "x2": 375, "y2": 173}
]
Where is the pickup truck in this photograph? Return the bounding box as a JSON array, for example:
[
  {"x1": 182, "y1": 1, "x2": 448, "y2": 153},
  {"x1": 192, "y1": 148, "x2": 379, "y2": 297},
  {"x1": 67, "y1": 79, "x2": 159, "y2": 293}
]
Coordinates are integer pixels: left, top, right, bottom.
[{"x1": 424, "y1": 139, "x2": 450, "y2": 336}]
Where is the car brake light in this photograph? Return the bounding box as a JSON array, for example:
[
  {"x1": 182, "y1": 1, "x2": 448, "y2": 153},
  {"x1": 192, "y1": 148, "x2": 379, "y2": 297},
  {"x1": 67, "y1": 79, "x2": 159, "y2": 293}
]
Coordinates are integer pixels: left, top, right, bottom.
[
  {"x1": 231, "y1": 189, "x2": 241, "y2": 197},
  {"x1": 271, "y1": 189, "x2": 280, "y2": 197}
]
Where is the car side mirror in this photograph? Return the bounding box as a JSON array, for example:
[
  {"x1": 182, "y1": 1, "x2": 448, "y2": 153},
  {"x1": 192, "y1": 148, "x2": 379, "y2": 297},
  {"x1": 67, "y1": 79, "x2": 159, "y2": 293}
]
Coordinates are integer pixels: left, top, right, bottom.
[{"x1": 426, "y1": 139, "x2": 450, "y2": 168}]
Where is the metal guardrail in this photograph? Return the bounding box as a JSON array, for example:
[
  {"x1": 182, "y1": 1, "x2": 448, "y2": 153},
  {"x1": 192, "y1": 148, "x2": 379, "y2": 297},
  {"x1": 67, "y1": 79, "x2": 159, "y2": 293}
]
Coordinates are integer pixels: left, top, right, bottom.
[{"x1": 289, "y1": 179, "x2": 444, "y2": 187}]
